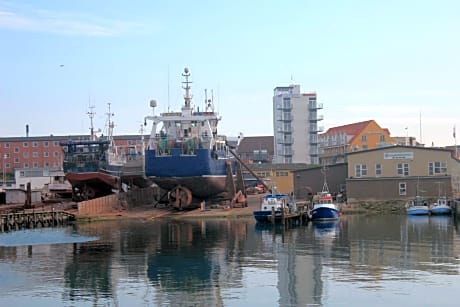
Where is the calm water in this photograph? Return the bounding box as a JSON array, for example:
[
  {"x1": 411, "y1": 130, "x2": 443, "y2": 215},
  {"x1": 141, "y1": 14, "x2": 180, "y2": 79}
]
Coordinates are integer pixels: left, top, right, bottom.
[{"x1": 0, "y1": 215, "x2": 459, "y2": 306}]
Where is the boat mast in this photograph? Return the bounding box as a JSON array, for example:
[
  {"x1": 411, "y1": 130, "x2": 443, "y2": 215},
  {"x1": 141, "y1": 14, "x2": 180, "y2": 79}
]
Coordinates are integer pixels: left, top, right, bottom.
[
  {"x1": 87, "y1": 105, "x2": 96, "y2": 141},
  {"x1": 182, "y1": 67, "x2": 193, "y2": 115},
  {"x1": 321, "y1": 165, "x2": 329, "y2": 193},
  {"x1": 106, "y1": 103, "x2": 115, "y2": 149}
]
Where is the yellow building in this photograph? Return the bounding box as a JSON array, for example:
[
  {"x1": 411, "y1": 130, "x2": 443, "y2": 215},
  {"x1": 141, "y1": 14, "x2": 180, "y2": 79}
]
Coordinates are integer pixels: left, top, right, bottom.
[
  {"x1": 245, "y1": 163, "x2": 308, "y2": 194},
  {"x1": 319, "y1": 120, "x2": 395, "y2": 165}
]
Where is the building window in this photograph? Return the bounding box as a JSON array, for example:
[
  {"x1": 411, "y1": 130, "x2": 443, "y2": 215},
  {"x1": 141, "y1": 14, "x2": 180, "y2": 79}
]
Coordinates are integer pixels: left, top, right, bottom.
[
  {"x1": 353, "y1": 144, "x2": 359, "y2": 151},
  {"x1": 5, "y1": 143, "x2": 10, "y2": 148},
  {"x1": 53, "y1": 161, "x2": 59, "y2": 168},
  {"x1": 254, "y1": 149, "x2": 268, "y2": 162},
  {"x1": 5, "y1": 163, "x2": 10, "y2": 169},
  {"x1": 362, "y1": 144, "x2": 368, "y2": 150},
  {"x1": 33, "y1": 152, "x2": 38, "y2": 158},
  {"x1": 375, "y1": 164, "x2": 382, "y2": 176},
  {"x1": 275, "y1": 171, "x2": 288, "y2": 177},
  {"x1": 53, "y1": 141, "x2": 59, "y2": 147},
  {"x1": 43, "y1": 141, "x2": 49, "y2": 147},
  {"x1": 23, "y1": 152, "x2": 29, "y2": 158},
  {"x1": 4, "y1": 153, "x2": 10, "y2": 158},
  {"x1": 380, "y1": 135, "x2": 385, "y2": 142},
  {"x1": 361, "y1": 135, "x2": 367, "y2": 142},
  {"x1": 14, "y1": 147, "x2": 19, "y2": 153},
  {"x1": 53, "y1": 151, "x2": 59, "y2": 157},
  {"x1": 23, "y1": 162, "x2": 29, "y2": 168},
  {"x1": 355, "y1": 164, "x2": 368, "y2": 177},
  {"x1": 14, "y1": 157, "x2": 19, "y2": 163},
  {"x1": 32, "y1": 141, "x2": 38, "y2": 147},
  {"x1": 33, "y1": 162, "x2": 39, "y2": 168},
  {"x1": 428, "y1": 161, "x2": 447, "y2": 175},
  {"x1": 45, "y1": 162, "x2": 50, "y2": 168},
  {"x1": 43, "y1": 152, "x2": 49, "y2": 158},
  {"x1": 399, "y1": 182, "x2": 407, "y2": 195},
  {"x1": 23, "y1": 142, "x2": 29, "y2": 147},
  {"x1": 397, "y1": 163, "x2": 409, "y2": 176}
]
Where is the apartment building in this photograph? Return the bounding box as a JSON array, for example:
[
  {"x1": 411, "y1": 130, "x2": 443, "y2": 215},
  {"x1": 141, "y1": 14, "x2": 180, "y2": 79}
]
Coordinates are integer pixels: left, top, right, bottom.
[
  {"x1": 272, "y1": 85, "x2": 323, "y2": 165},
  {"x1": 318, "y1": 120, "x2": 395, "y2": 165}
]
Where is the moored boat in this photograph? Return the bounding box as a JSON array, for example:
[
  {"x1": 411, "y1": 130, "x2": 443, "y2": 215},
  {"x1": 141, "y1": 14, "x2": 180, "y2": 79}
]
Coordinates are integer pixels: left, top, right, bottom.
[
  {"x1": 311, "y1": 191, "x2": 340, "y2": 221},
  {"x1": 143, "y1": 68, "x2": 242, "y2": 209},
  {"x1": 429, "y1": 196, "x2": 452, "y2": 215},
  {"x1": 253, "y1": 192, "x2": 296, "y2": 223},
  {"x1": 405, "y1": 196, "x2": 430, "y2": 215},
  {"x1": 310, "y1": 169, "x2": 340, "y2": 221}
]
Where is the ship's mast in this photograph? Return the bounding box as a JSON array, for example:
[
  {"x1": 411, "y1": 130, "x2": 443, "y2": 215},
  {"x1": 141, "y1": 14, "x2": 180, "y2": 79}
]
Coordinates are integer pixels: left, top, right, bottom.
[
  {"x1": 182, "y1": 67, "x2": 193, "y2": 114},
  {"x1": 87, "y1": 105, "x2": 96, "y2": 141},
  {"x1": 106, "y1": 102, "x2": 115, "y2": 142}
]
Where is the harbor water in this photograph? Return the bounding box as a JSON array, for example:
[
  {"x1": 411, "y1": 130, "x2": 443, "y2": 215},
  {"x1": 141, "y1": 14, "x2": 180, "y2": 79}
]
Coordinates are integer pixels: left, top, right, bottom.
[{"x1": 0, "y1": 215, "x2": 459, "y2": 306}]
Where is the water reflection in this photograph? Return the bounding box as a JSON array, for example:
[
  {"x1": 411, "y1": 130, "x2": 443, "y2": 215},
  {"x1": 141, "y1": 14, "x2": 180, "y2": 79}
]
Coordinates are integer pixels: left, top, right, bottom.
[{"x1": 0, "y1": 215, "x2": 458, "y2": 306}]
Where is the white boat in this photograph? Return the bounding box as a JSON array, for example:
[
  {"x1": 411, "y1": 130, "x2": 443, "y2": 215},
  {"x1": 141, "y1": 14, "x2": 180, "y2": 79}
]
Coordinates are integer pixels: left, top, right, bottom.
[
  {"x1": 405, "y1": 196, "x2": 429, "y2": 215},
  {"x1": 253, "y1": 192, "x2": 296, "y2": 223},
  {"x1": 429, "y1": 196, "x2": 452, "y2": 215}
]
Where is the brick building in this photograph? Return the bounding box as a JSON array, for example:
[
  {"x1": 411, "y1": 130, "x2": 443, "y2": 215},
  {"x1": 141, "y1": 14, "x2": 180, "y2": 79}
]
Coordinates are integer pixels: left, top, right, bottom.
[{"x1": 0, "y1": 134, "x2": 145, "y2": 185}]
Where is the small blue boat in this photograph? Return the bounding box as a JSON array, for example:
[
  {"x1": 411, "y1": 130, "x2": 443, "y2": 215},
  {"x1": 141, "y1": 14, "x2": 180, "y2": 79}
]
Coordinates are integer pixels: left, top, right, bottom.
[
  {"x1": 429, "y1": 197, "x2": 452, "y2": 215},
  {"x1": 253, "y1": 193, "x2": 295, "y2": 223},
  {"x1": 311, "y1": 192, "x2": 340, "y2": 221},
  {"x1": 310, "y1": 172, "x2": 340, "y2": 221},
  {"x1": 405, "y1": 196, "x2": 429, "y2": 215}
]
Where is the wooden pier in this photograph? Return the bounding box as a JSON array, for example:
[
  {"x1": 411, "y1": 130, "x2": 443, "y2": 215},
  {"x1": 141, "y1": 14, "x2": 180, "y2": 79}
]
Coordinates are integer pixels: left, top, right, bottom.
[
  {"x1": 269, "y1": 204, "x2": 310, "y2": 227},
  {"x1": 0, "y1": 210, "x2": 75, "y2": 232}
]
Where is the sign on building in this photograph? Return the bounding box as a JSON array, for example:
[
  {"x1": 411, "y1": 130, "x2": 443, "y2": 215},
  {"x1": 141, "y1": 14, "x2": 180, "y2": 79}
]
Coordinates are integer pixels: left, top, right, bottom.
[{"x1": 383, "y1": 152, "x2": 414, "y2": 160}]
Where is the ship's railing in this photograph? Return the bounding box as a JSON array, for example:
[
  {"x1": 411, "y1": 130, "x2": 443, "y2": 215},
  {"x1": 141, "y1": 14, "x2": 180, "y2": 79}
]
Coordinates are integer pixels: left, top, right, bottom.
[{"x1": 151, "y1": 136, "x2": 214, "y2": 156}]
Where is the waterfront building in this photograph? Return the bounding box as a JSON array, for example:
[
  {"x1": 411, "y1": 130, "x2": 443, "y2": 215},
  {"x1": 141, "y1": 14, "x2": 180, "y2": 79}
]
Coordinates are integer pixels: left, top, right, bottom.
[
  {"x1": 318, "y1": 120, "x2": 395, "y2": 165},
  {"x1": 0, "y1": 134, "x2": 145, "y2": 188},
  {"x1": 244, "y1": 162, "x2": 308, "y2": 195},
  {"x1": 293, "y1": 163, "x2": 348, "y2": 201},
  {"x1": 346, "y1": 145, "x2": 458, "y2": 202},
  {"x1": 272, "y1": 85, "x2": 323, "y2": 165}
]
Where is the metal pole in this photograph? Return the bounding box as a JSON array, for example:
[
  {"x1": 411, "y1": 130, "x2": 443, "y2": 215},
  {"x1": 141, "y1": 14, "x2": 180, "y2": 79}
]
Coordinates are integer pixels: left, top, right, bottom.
[{"x1": 2, "y1": 155, "x2": 5, "y2": 186}]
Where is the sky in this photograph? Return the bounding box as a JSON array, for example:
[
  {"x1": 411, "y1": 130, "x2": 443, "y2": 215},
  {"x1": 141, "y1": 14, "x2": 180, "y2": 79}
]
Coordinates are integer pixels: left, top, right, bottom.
[{"x1": 1, "y1": 0, "x2": 459, "y2": 146}]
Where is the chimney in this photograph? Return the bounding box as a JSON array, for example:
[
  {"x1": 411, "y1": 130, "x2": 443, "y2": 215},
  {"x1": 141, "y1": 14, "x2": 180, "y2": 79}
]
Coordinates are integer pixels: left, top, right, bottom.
[{"x1": 26, "y1": 124, "x2": 29, "y2": 137}]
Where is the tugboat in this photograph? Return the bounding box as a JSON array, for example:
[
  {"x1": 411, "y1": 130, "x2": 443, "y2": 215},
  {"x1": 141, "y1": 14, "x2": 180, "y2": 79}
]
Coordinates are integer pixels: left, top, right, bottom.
[
  {"x1": 143, "y1": 67, "x2": 244, "y2": 209},
  {"x1": 61, "y1": 104, "x2": 145, "y2": 201}
]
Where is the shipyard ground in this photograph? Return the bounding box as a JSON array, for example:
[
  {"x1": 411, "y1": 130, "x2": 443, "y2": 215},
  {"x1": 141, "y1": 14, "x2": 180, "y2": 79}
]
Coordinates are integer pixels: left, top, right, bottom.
[
  {"x1": 0, "y1": 194, "x2": 261, "y2": 220},
  {"x1": 74, "y1": 194, "x2": 264, "y2": 221}
]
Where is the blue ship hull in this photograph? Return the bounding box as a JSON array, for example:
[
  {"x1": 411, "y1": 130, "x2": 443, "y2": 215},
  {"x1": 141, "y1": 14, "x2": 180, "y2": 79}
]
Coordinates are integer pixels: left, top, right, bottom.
[
  {"x1": 144, "y1": 148, "x2": 236, "y2": 199},
  {"x1": 406, "y1": 207, "x2": 429, "y2": 215},
  {"x1": 430, "y1": 207, "x2": 451, "y2": 215},
  {"x1": 311, "y1": 207, "x2": 339, "y2": 221},
  {"x1": 253, "y1": 210, "x2": 282, "y2": 223}
]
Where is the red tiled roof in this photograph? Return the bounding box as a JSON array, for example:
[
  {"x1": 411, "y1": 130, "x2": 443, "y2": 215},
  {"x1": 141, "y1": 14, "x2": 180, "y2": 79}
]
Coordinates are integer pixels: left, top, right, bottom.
[{"x1": 322, "y1": 120, "x2": 373, "y2": 136}]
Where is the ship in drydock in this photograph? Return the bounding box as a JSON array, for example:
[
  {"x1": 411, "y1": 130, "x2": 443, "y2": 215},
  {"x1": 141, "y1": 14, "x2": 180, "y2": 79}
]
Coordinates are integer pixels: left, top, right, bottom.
[
  {"x1": 143, "y1": 67, "x2": 245, "y2": 209},
  {"x1": 60, "y1": 105, "x2": 146, "y2": 201}
]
